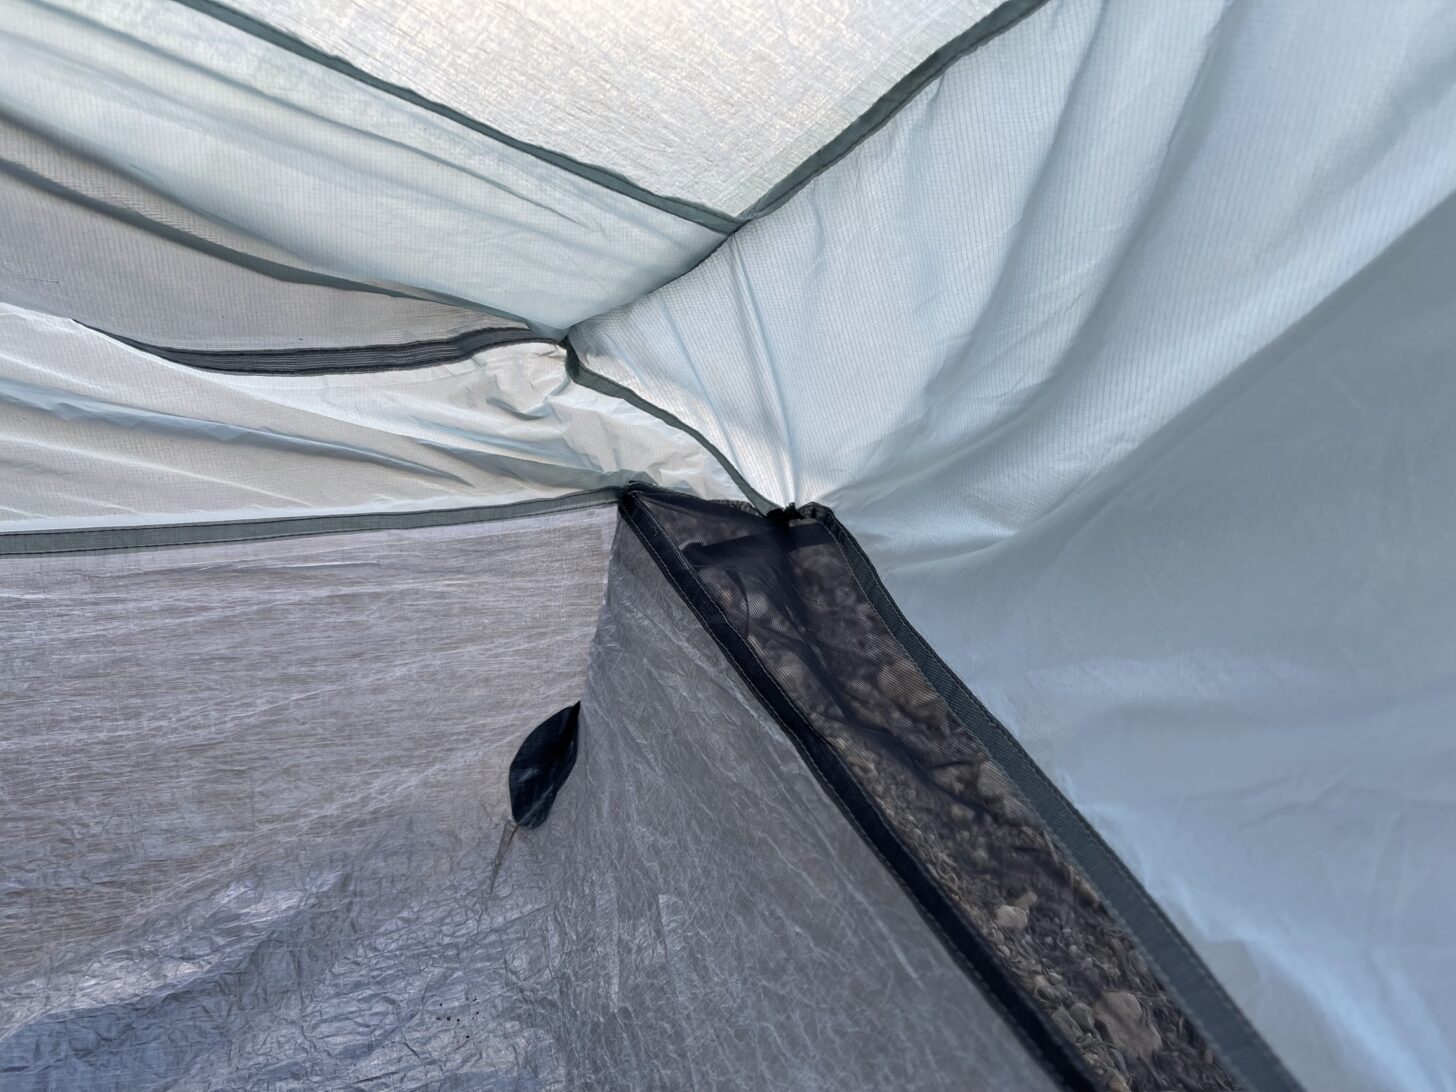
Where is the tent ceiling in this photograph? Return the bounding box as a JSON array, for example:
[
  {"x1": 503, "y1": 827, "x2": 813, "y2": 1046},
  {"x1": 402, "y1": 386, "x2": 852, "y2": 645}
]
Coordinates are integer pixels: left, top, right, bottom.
[
  {"x1": 0, "y1": 0, "x2": 724, "y2": 333},
  {"x1": 226, "y1": 0, "x2": 996, "y2": 214}
]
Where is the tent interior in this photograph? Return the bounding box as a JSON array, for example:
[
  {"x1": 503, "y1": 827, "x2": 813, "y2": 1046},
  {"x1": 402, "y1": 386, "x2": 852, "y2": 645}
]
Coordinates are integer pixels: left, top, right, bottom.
[{"x1": 3, "y1": 1, "x2": 1455, "y2": 1090}]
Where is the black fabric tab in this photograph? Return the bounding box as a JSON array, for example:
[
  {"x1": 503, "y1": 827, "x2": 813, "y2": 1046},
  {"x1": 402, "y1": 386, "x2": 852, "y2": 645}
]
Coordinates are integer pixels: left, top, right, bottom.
[
  {"x1": 509, "y1": 703, "x2": 582, "y2": 829},
  {"x1": 617, "y1": 483, "x2": 1295, "y2": 1092}
]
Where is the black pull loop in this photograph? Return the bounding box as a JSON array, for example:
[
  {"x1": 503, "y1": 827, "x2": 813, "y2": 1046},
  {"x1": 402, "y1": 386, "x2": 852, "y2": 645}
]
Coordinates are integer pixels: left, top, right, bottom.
[{"x1": 508, "y1": 703, "x2": 581, "y2": 829}]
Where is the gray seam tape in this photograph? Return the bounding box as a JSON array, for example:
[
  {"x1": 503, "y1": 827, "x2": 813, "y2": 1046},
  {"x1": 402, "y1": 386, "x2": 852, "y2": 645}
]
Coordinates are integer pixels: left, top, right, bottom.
[
  {"x1": 163, "y1": 0, "x2": 740, "y2": 233},
  {"x1": 0, "y1": 150, "x2": 435, "y2": 304},
  {"x1": 94, "y1": 328, "x2": 555, "y2": 375},
  {"x1": 0, "y1": 489, "x2": 620, "y2": 557},
  {"x1": 563, "y1": 342, "x2": 775, "y2": 514},
  {"x1": 739, "y1": 0, "x2": 1054, "y2": 219}
]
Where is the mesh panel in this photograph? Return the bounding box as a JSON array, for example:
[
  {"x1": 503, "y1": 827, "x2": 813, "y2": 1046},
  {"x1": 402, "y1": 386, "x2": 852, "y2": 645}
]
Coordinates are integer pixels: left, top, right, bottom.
[
  {"x1": 0, "y1": 115, "x2": 516, "y2": 350},
  {"x1": 0, "y1": 507, "x2": 616, "y2": 1089},
  {"x1": 0, "y1": 0, "x2": 723, "y2": 333},
  {"x1": 0, "y1": 508, "x2": 1061, "y2": 1090},
  {"x1": 574, "y1": 2, "x2": 1456, "y2": 1087},
  {"x1": 623, "y1": 486, "x2": 1256, "y2": 1092}
]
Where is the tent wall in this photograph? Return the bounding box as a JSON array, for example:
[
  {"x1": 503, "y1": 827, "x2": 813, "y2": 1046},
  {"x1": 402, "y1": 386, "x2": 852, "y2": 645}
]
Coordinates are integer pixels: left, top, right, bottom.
[
  {"x1": 0, "y1": 0, "x2": 724, "y2": 334},
  {"x1": 530, "y1": 518, "x2": 1060, "y2": 1091},
  {"x1": 2, "y1": 0, "x2": 1451, "y2": 1087},
  {"x1": 0, "y1": 505, "x2": 617, "y2": 1089},
  {"x1": 618, "y1": 487, "x2": 1270, "y2": 1091},
  {"x1": 1, "y1": 500, "x2": 1066, "y2": 1090},
  {"x1": 0, "y1": 114, "x2": 519, "y2": 352},
  {"x1": 573, "y1": 1, "x2": 1456, "y2": 1089},
  {"x1": 0, "y1": 303, "x2": 740, "y2": 532}
]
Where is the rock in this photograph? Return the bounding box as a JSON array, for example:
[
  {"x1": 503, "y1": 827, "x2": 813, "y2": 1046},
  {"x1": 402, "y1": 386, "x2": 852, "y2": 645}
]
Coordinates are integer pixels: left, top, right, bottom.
[
  {"x1": 1014, "y1": 889, "x2": 1039, "y2": 910},
  {"x1": 996, "y1": 794, "x2": 1036, "y2": 824},
  {"x1": 1071, "y1": 1002, "x2": 1096, "y2": 1032},
  {"x1": 930, "y1": 762, "x2": 978, "y2": 794},
  {"x1": 1110, "y1": 1047, "x2": 1129, "y2": 1076},
  {"x1": 994, "y1": 904, "x2": 1029, "y2": 931},
  {"x1": 1107, "y1": 1076, "x2": 1132, "y2": 1092},
  {"x1": 948, "y1": 802, "x2": 976, "y2": 824},
  {"x1": 976, "y1": 763, "x2": 1013, "y2": 800},
  {"x1": 1032, "y1": 975, "x2": 1057, "y2": 1001},
  {"x1": 1127, "y1": 947, "x2": 1149, "y2": 977},
  {"x1": 1094, "y1": 991, "x2": 1163, "y2": 1060},
  {"x1": 1051, "y1": 1007, "x2": 1081, "y2": 1042}
]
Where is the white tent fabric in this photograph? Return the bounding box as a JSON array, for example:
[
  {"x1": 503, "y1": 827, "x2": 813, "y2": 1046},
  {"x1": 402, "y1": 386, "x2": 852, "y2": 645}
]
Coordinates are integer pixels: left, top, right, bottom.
[
  {"x1": 0, "y1": 507, "x2": 618, "y2": 1089},
  {"x1": 0, "y1": 0, "x2": 723, "y2": 334},
  {"x1": 231, "y1": 0, "x2": 997, "y2": 213},
  {"x1": 0, "y1": 113, "x2": 519, "y2": 351},
  {"x1": 0, "y1": 304, "x2": 739, "y2": 531},
  {"x1": 574, "y1": 1, "x2": 1456, "y2": 1089},
  {"x1": 0, "y1": 512, "x2": 1061, "y2": 1089},
  {"x1": 4, "y1": 0, "x2": 1455, "y2": 1088}
]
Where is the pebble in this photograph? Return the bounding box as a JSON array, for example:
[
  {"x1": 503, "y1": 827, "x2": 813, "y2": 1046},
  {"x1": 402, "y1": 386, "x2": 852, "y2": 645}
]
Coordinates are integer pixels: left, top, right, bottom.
[
  {"x1": 930, "y1": 762, "x2": 977, "y2": 793},
  {"x1": 1071, "y1": 1002, "x2": 1096, "y2": 1032},
  {"x1": 997, "y1": 795, "x2": 1036, "y2": 824},
  {"x1": 1094, "y1": 991, "x2": 1164, "y2": 1060},
  {"x1": 994, "y1": 904, "x2": 1029, "y2": 931},
  {"x1": 1127, "y1": 947, "x2": 1149, "y2": 977},
  {"x1": 948, "y1": 802, "x2": 976, "y2": 824},
  {"x1": 1051, "y1": 1007, "x2": 1080, "y2": 1042},
  {"x1": 976, "y1": 763, "x2": 1013, "y2": 800}
]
